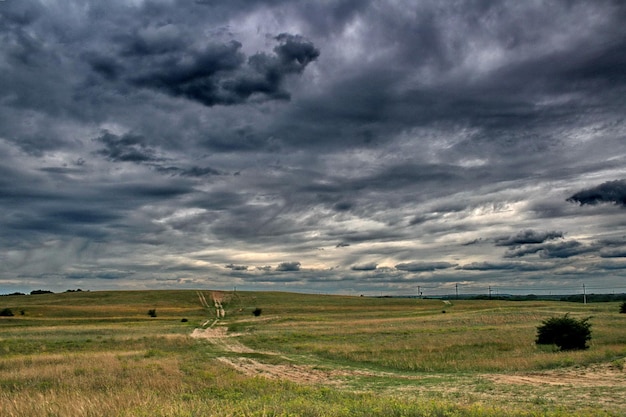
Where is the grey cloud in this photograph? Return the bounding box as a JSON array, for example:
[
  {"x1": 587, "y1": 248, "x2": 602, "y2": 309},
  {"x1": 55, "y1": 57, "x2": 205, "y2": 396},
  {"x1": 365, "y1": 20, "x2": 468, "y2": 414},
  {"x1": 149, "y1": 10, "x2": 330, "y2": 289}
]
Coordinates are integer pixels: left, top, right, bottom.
[
  {"x1": 257, "y1": 265, "x2": 273, "y2": 272},
  {"x1": 225, "y1": 264, "x2": 248, "y2": 271},
  {"x1": 595, "y1": 260, "x2": 626, "y2": 272},
  {"x1": 458, "y1": 261, "x2": 548, "y2": 272},
  {"x1": 560, "y1": 38, "x2": 626, "y2": 87},
  {"x1": 333, "y1": 201, "x2": 353, "y2": 212},
  {"x1": 600, "y1": 249, "x2": 626, "y2": 259},
  {"x1": 48, "y1": 209, "x2": 120, "y2": 225},
  {"x1": 109, "y1": 182, "x2": 193, "y2": 199},
  {"x1": 351, "y1": 262, "x2": 377, "y2": 271},
  {"x1": 276, "y1": 261, "x2": 301, "y2": 272},
  {"x1": 95, "y1": 131, "x2": 223, "y2": 178},
  {"x1": 156, "y1": 165, "x2": 223, "y2": 178},
  {"x1": 66, "y1": 270, "x2": 134, "y2": 280},
  {"x1": 504, "y1": 241, "x2": 595, "y2": 259},
  {"x1": 95, "y1": 131, "x2": 161, "y2": 163},
  {"x1": 395, "y1": 262, "x2": 456, "y2": 272},
  {"x1": 567, "y1": 180, "x2": 626, "y2": 207},
  {"x1": 272, "y1": 33, "x2": 320, "y2": 73},
  {"x1": 178, "y1": 166, "x2": 222, "y2": 177},
  {"x1": 191, "y1": 190, "x2": 248, "y2": 211},
  {"x1": 495, "y1": 230, "x2": 564, "y2": 247},
  {"x1": 462, "y1": 238, "x2": 483, "y2": 246},
  {"x1": 409, "y1": 214, "x2": 433, "y2": 226}
]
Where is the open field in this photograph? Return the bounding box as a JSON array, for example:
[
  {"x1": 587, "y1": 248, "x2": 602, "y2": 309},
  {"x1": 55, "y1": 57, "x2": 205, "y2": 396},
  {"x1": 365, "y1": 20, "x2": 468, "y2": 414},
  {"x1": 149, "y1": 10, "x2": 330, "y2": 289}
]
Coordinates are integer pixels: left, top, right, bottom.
[{"x1": 1, "y1": 290, "x2": 626, "y2": 416}]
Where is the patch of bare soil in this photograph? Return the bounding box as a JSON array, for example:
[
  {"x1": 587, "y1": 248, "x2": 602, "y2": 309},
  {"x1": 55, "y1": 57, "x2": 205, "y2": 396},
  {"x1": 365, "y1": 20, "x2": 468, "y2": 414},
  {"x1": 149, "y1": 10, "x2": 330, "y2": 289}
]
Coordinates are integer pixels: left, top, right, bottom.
[
  {"x1": 216, "y1": 357, "x2": 344, "y2": 384},
  {"x1": 190, "y1": 327, "x2": 254, "y2": 354},
  {"x1": 487, "y1": 362, "x2": 626, "y2": 387},
  {"x1": 190, "y1": 326, "x2": 389, "y2": 385}
]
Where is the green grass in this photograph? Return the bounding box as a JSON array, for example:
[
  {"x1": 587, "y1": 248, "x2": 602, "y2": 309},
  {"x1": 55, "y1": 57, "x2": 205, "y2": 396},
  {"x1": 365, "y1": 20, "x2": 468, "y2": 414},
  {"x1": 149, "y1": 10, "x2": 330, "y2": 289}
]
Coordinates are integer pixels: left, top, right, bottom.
[{"x1": 1, "y1": 290, "x2": 625, "y2": 416}]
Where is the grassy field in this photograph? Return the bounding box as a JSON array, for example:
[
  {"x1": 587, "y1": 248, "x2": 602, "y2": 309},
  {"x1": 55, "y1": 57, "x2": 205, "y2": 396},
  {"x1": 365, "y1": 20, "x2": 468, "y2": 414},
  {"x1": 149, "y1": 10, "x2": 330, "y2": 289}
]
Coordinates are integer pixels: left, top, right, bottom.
[{"x1": 1, "y1": 290, "x2": 625, "y2": 416}]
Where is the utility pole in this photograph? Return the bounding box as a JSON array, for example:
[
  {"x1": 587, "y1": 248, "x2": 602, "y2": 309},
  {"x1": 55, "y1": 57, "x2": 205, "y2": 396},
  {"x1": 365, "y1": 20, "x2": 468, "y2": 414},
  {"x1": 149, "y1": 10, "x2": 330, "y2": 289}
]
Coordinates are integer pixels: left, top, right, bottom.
[
  {"x1": 583, "y1": 283, "x2": 587, "y2": 305},
  {"x1": 417, "y1": 286, "x2": 423, "y2": 299},
  {"x1": 488, "y1": 286, "x2": 492, "y2": 299},
  {"x1": 455, "y1": 283, "x2": 459, "y2": 299}
]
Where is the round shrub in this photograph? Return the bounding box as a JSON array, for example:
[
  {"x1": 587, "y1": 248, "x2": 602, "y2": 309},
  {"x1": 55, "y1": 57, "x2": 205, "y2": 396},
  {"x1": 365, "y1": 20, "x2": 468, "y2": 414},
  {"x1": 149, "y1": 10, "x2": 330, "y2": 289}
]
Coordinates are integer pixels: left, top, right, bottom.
[
  {"x1": 620, "y1": 302, "x2": 626, "y2": 314},
  {"x1": 536, "y1": 314, "x2": 591, "y2": 351}
]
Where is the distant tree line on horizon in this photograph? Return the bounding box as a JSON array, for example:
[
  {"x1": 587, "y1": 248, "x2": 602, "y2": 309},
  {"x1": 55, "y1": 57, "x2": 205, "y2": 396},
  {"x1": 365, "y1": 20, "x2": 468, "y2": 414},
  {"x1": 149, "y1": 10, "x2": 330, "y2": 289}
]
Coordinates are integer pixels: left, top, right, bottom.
[
  {"x1": 1, "y1": 289, "x2": 86, "y2": 296},
  {"x1": 467, "y1": 293, "x2": 626, "y2": 302}
]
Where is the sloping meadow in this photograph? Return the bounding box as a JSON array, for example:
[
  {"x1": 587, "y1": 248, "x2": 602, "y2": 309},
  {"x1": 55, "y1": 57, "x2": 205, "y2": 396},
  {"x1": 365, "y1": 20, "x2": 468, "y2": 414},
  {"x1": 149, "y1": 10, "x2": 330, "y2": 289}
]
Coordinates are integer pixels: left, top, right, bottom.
[{"x1": 1, "y1": 290, "x2": 625, "y2": 416}]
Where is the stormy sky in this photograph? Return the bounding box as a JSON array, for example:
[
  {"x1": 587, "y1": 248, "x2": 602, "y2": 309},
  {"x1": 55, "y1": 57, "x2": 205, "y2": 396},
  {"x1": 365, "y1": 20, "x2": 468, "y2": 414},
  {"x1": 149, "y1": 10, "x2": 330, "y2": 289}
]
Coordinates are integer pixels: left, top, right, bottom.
[{"x1": 1, "y1": 0, "x2": 625, "y2": 295}]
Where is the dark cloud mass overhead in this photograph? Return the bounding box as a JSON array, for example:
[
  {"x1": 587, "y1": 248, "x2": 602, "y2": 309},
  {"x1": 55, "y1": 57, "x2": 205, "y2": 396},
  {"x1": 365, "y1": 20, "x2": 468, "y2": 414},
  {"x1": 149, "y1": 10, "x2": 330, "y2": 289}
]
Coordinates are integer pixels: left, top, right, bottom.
[
  {"x1": 1, "y1": 0, "x2": 625, "y2": 295},
  {"x1": 567, "y1": 180, "x2": 626, "y2": 207}
]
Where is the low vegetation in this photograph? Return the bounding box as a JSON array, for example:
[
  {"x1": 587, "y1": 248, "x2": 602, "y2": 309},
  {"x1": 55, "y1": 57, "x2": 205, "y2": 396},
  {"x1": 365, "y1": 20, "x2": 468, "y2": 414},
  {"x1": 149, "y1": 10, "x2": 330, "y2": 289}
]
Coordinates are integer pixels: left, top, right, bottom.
[{"x1": 0, "y1": 290, "x2": 625, "y2": 416}]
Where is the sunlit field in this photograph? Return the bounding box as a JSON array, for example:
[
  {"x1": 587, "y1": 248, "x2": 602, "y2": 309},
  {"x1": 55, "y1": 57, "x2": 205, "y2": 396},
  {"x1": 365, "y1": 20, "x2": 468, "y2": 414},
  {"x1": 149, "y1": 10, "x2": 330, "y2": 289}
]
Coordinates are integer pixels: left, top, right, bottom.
[{"x1": 1, "y1": 290, "x2": 625, "y2": 416}]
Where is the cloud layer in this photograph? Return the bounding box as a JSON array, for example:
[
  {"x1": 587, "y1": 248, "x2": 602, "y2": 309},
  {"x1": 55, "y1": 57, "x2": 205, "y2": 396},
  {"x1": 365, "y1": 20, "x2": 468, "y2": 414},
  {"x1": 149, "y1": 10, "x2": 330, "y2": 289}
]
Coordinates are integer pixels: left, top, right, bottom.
[{"x1": 1, "y1": 0, "x2": 625, "y2": 295}]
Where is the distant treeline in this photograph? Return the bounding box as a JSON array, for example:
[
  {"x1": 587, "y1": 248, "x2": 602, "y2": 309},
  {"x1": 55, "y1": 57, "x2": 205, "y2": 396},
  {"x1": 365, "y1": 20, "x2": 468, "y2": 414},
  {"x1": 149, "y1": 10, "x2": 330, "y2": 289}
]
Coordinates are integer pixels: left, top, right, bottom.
[
  {"x1": 1, "y1": 289, "x2": 86, "y2": 296},
  {"x1": 380, "y1": 293, "x2": 626, "y2": 302},
  {"x1": 469, "y1": 293, "x2": 626, "y2": 302}
]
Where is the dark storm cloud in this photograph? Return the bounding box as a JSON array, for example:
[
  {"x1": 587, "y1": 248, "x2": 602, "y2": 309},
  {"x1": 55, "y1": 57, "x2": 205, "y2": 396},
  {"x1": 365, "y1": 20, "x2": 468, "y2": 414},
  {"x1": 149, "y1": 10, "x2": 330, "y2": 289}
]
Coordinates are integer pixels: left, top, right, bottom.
[
  {"x1": 1, "y1": 0, "x2": 626, "y2": 294},
  {"x1": 94, "y1": 32, "x2": 319, "y2": 107},
  {"x1": 567, "y1": 180, "x2": 626, "y2": 207},
  {"x1": 495, "y1": 230, "x2": 564, "y2": 247}
]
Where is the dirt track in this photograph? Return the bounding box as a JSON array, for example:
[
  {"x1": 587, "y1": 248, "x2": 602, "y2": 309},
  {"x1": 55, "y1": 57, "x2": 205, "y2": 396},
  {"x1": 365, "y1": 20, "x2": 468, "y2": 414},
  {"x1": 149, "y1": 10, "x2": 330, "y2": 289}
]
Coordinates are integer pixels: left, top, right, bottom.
[
  {"x1": 487, "y1": 362, "x2": 626, "y2": 387},
  {"x1": 191, "y1": 292, "x2": 337, "y2": 383},
  {"x1": 190, "y1": 326, "x2": 352, "y2": 383}
]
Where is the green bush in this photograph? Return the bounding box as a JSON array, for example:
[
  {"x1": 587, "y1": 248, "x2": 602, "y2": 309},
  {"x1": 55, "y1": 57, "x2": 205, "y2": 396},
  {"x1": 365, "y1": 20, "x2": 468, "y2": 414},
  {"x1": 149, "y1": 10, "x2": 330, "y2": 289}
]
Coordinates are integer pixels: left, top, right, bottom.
[
  {"x1": 148, "y1": 309, "x2": 157, "y2": 317},
  {"x1": 0, "y1": 308, "x2": 14, "y2": 317},
  {"x1": 620, "y1": 302, "x2": 626, "y2": 314},
  {"x1": 536, "y1": 314, "x2": 591, "y2": 351}
]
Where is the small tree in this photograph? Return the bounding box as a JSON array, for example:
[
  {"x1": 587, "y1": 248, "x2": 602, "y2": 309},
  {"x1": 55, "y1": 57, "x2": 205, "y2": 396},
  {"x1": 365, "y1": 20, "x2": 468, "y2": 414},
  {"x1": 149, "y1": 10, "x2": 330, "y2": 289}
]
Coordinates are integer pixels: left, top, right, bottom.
[
  {"x1": 148, "y1": 309, "x2": 157, "y2": 317},
  {"x1": 252, "y1": 308, "x2": 262, "y2": 317},
  {"x1": 620, "y1": 302, "x2": 626, "y2": 314},
  {"x1": 0, "y1": 308, "x2": 14, "y2": 317},
  {"x1": 536, "y1": 314, "x2": 591, "y2": 351}
]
